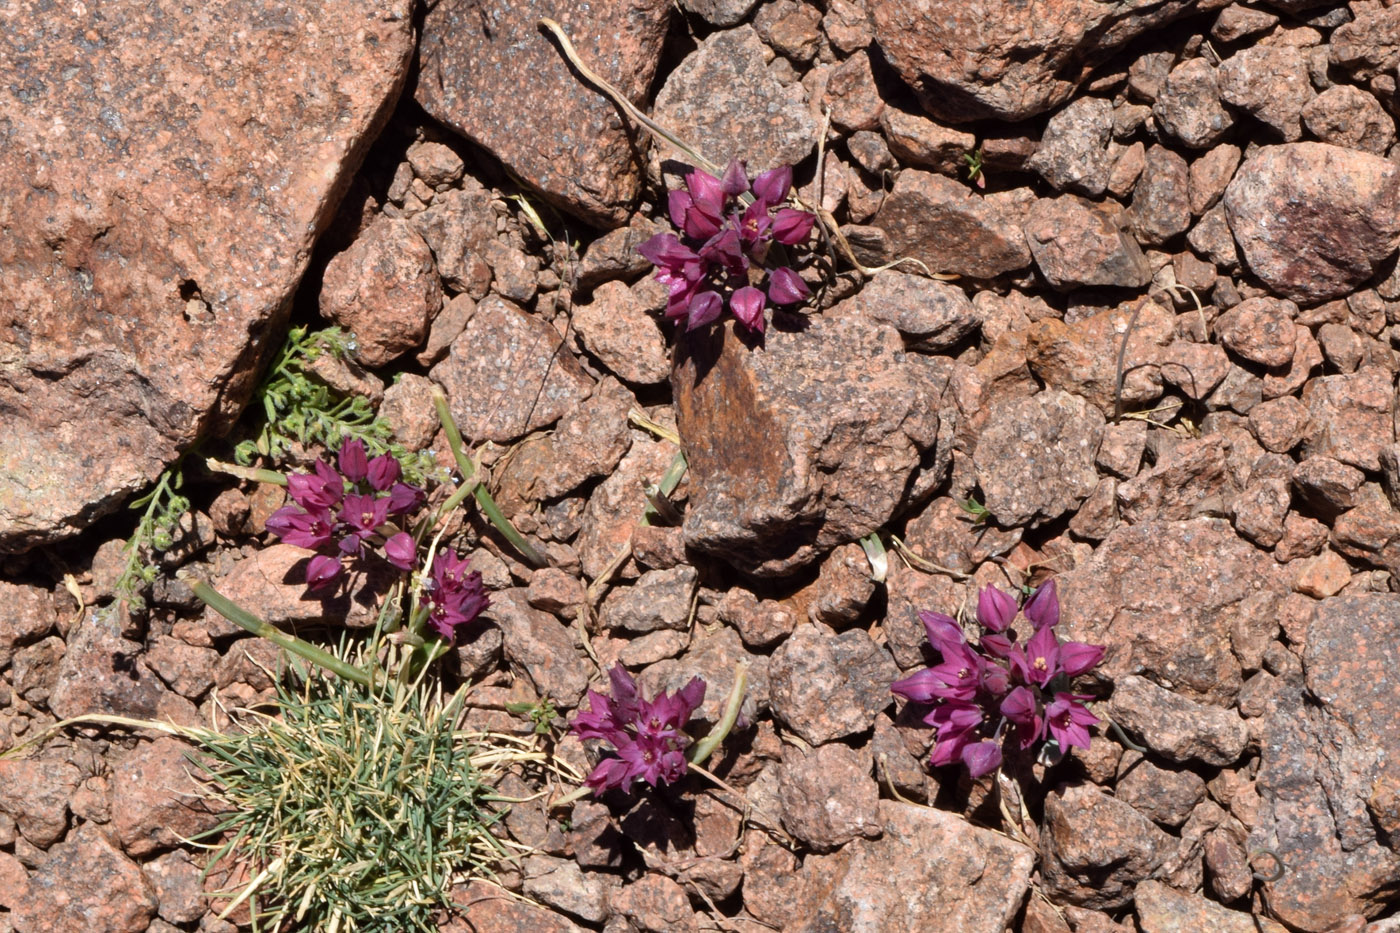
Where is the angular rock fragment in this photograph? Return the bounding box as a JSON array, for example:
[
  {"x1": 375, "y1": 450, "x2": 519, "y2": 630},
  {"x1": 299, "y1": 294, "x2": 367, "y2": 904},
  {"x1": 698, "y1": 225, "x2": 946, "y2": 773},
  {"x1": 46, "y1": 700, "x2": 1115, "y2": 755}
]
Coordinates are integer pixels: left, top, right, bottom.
[
  {"x1": 1024, "y1": 196, "x2": 1151, "y2": 291},
  {"x1": 871, "y1": 170, "x2": 1032, "y2": 280}
]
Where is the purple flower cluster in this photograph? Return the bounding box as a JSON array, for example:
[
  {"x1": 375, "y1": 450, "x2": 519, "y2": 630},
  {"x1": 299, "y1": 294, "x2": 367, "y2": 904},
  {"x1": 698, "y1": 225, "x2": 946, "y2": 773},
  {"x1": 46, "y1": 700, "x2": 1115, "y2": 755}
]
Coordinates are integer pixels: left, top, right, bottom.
[
  {"x1": 422, "y1": 550, "x2": 489, "y2": 641},
  {"x1": 891, "y1": 581, "x2": 1106, "y2": 779},
  {"x1": 572, "y1": 665, "x2": 706, "y2": 795},
  {"x1": 265, "y1": 440, "x2": 425, "y2": 591},
  {"x1": 638, "y1": 159, "x2": 817, "y2": 335}
]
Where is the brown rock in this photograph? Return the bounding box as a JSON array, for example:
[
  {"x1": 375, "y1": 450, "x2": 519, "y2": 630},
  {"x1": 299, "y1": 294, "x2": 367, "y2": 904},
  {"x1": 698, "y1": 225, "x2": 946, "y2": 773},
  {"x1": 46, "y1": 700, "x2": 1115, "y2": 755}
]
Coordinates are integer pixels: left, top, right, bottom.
[
  {"x1": 1027, "y1": 97, "x2": 1115, "y2": 196},
  {"x1": 110, "y1": 737, "x2": 223, "y2": 857},
  {"x1": 1154, "y1": 58, "x2": 1235, "y2": 149},
  {"x1": 142, "y1": 849, "x2": 208, "y2": 925},
  {"x1": 870, "y1": 0, "x2": 1232, "y2": 122},
  {"x1": 1160, "y1": 341, "x2": 1230, "y2": 400},
  {"x1": 0, "y1": 758, "x2": 80, "y2": 848},
  {"x1": 1293, "y1": 549, "x2": 1352, "y2": 598},
  {"x1": 1188, "y1": 203, "x2": 1241, "y2": 270},
  {"x1": 1217, "y1": 45, "x2": 1313, "y2": 141},
  {"x1": 1130, "y1": 145, "x2": 1192, "y2": 247},
  {"x1": 639, "y1": 626, "x2": 769, "y2": 728},
  {"x1": 778, "y1": 742, "x2": 881, "y2": 851},
  {"x1": 10, "y1": 823, "x2": 157, "y2": 933},
  {"x1": 789, "y1": 801, "x2": 1033, "y2": 933},
  {"x1": 448, "y1": 880, "x2": 582, "y2": 933},
  {"x1": 1024, "y1": 195, "x2": 1151, "y2": 291},
  {"x1": 1249, "y1": 396, "x2": 1310, "y2": 453},
  {"x1": 652, "y1": 26, "x2": 817, "y2": 178},
  {"x1": 318, "y1": 215, "x2": 442, "y2": 367},
  {"x1": 1097, "y1": 420, "x2": 1148, "y2": 479},
  {"x1": 1294, "y1": 456, "x2": 1367, "y2": 518},
  {"x1": 1300, "y1": 368, "x2": 1396, "y2": 471},
  {"x1": 973, "y1": 389, "x2": 1104, "y2": 527},
  {"x1": 1117, "y1": 435, "x2": 1238, "y2": 524},
  {"x1": 1026, "y1": 297, "x2": 1175, "y2": 414},
  {"x1": 143, "y1": 635, "x2": 219, "y2": 701},
  {"x1": 1215, "y1": 297, "x2": 1298, "y2": 368},
  {"x1": 1276, "y1": 513, "x2": 1329, "y2": 562},
  {"x1": 1188, "y1": 144, "x2": 1243, "y2": 216},
  {"x1": 769, "y1": 625, "x2": 898, "y2": 745},
  {"x1": 609, "y1": 873, "x2": 698, "y2": 933},
  {"x1": 1223, "y1": 144, "x2": 1400, "y2": 303},
  {"x1": 1329, "y1": 6, "x2": 1400, "y2": 81},
  {"x1": 1231, "y1": 478, "x2": 1291, "y2": 548},
  {"x1": 491, "y1": 589, "x2": 590, "y2": 707},
  {"x1": 880, "y1": 108, "x2": 976, "y2": 176},
  {"x1": 871, "y1": 170, "x2": 1032, "y2": 280},
  {"x1": 1041, "y1": 782, "x2": 1173, "y2": 910},
  {"x1": 808, "y1": 542, "x2": 879, "y2": 627},
  {"x1": 495, "y1": 376, "x2": 634, "y2": 503},
  {"x1": 673, "y1": 314, "x2": 937, "y2": 576},
  {"x1": 901, "y1": 497, "x2": 1023, "y2": 576},
  {"x1": 717, "y1": 589, "x2": 800, "y2": 649},
  {"x1": 0, "y1": 850, "x2": 31, "y2": 912},
  {"x1": 0, "y1": 0, "x2": 414, "y2": 552},
  {"x1": 49, "y1": 606, "x2": 191, "y2": 722},
  {"x1": 574, "y1": 282, "x2": 670, "y2": 385},
  {"x1": 431, "y1": 296, "x2": 594, "y2": 444},
  {"x1": 845, "y1": 271, "x2": 981, "y2": 351},
  {"x1": 411, "y1": 185, "x2": 495, "y2": 299},
  {"x1": 1106, "y1": 140, "x2": 1147, "y2": 198},
  {"x1": 0, "y1": 583, "x2": 56, "y2": 670},
  {"x1": 1059, "y1": 519, "x2": 1289, "y2": 705},
  {"x1": 1302, "y1": 85, "x2": 1396, "y2": 155},
  {"x1": 198, "y1": 543, "x2": 391, "y2": 634},
  {"x1": 1262, "y1": 324, "x2": 1321, "y2": 400},
  {"x1": 416, "y1": 0, "x2": 667, "y2": 226},
  {"x1": 1108, "y1": 675, "x2": 1250, "y2": 766},
  {"x1": 823, "y1": 50, "x2": 885, "y2": 132},
  {"x1": 575, "y1": 437, "x2": 676, "y2": 580},
  {"x1": 1318, "y1": 322, "x2": 1367, "y2": 374},
  {"x1": 1135, "y1": 879, "x2": 1289, "y2": 933},
  {"x1": 1116, "y1": 755, "x2": 1207, "y2": 828},
  {"x1": 602, "y1": 566, "x2": 697, "y2": 634}
]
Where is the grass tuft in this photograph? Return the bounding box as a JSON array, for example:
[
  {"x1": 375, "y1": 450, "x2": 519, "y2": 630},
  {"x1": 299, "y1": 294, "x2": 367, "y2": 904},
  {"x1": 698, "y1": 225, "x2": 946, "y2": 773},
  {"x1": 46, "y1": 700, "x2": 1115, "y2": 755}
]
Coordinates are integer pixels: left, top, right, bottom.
[{"x1": 196, "y1": 644, "x2": 537, "y2": 933}]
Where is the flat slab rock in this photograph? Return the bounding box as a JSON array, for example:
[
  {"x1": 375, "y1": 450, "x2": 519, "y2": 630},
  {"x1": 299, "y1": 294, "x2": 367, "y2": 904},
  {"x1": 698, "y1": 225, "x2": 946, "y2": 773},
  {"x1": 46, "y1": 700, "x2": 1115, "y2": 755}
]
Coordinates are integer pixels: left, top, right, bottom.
[
  {"x1": 0, "y1": 0, "x2": 414, "y2": 552},
  {"x1": 672, "y1": 312, "x2": 938, "y2": 577},
  {"x1": 415, "y1": 0, "x2": 670, "y2": 227},
  {"x1": 870, "y1": 0, "x2": 1231, "y2": 122},
  {"x1": 789, "y1": 801, "x2": 1034, "y2": 932}
]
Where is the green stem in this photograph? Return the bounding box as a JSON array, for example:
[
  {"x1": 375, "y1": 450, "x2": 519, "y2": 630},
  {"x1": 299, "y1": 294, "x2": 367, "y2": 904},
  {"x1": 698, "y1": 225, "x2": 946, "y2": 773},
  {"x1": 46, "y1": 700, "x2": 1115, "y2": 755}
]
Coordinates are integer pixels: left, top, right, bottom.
[
  {"x1": 204, "y1": 458, "x2": 287, "y2": 486},
  {"x1": 430, "y1": 387, "x2": 547, "y2": 568},
  {"x1": 186, "y1": 577, "x2": 372, "y2": 687},
  {"x1": 690, "y1": 662, "x2": 747, "y2": 767},
  {"x1": 642, "y1": 451, "x2": 688, "y2": 527}
]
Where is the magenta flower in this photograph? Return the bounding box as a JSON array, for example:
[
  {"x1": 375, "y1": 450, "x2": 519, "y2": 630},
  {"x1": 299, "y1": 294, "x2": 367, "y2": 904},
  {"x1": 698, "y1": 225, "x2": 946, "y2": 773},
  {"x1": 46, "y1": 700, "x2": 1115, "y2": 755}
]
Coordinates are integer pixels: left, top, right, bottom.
[
  {"x1": 639, "y1": 160, "x2": 817, "y2": 334},
  {"x1": 264, "y1": 441, "x2": 427, "y2": 593},
  {"x1": 891, "y1": 579, "x2": 1105, "y2": 777},
  {"x1": 423, "y1": 550, "x2": 489, "y2": 640},
  {"x1": 572, "y1": 665, "x2": 706, "y2": 795},
  {"x1": 1046, "y1": 693, "x2": 1099, "y2": 751}
]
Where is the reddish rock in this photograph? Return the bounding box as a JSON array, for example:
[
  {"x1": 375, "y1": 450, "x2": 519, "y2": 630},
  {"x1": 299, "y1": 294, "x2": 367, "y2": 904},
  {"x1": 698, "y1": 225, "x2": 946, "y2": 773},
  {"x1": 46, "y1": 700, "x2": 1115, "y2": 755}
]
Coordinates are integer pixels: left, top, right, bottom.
[
  {"x1": 495, "y1": 377, "x2": 634, "y2": 504},
  {"x1": 769, "y1": 625, "x2": 898, "y2": 745},
  {"x1": 672, "y1": 314, "x2": 937, "y2": 577},
  {"x1": 574, "y1": 282, "x2": 670, "y2": 386},
  {"x1": 1041, "y1": 782, "x2": 1173, "y2": 910},
  {"x1": 1130, "y1": 145, "x2": 1192, "y2": 247},
  {"x1": 1215, "y1": 297, "x2": 1298, "y2": 368},
  {"x1": 318, "y1": 215, "x2": 442, "y2": 367},
  {"x1": 416, "y1": 0, "x2": 667, "y2": 226},
  {"x1": 0, "y1": 0, "x2": 414, "y2": 552},
  {"x1": 808, "y1": 542, "x2": 879, "y2": 627},
  {"x1": 143, "y1": 635, "x2": 219, "y2": 701},
  {"x1": 0, "y1": 850, "x2": 30, "y2": 911},
  {"x1": 378, "y1": 373, "x2": 441, "y2": 451},
  {"x1": 823, "y1": 50, "x2": 885, "y2": 132},
  {"x1": 1106, "y1": 140, "x2": 1147, "y2": 198},
  {"x1": 1027, "y1": 97, "x2": 1115, "y2": 196},
  {"x1": 653, "y1": 26, "x2": 817, "y2": 177},
  {"x1": 845, "y1": 271, "x2": 981, "y2": 351},
  {"x1": 1318, "y1": 322, "x2": 1367, "y2": 374},
  {"x1": 11, "y1": 823, "x2": 157, "y2": 933},
  {"x1": 110, "y1": 737, "x2": 223, "y2": 858},
  {"x1": 411, "y1": 184, "x2": 496, "y2": 299},
  {"x1": 1293, "y1": 549, "x2": 1352, "y2": 599},
  {"x1": 1230, "y1": 478, "x2": 1291, "y2": 548},
  {"x1": 1329, "y1": 6, "x2": 1400, "y2": 81},
  {"x1": 1294, "y1": 456, "x2": 1367, "y2": 518},
  {"x1": 490, "y1": 589, "x2": 590, "y2": 707},
  {"x1": 1302, "y1": 85, "x2": 1396, "y2": 155},
  {"x1": 198, "y1": 543, "x2": 392, "y2": 634},
  {"x1": 881, "y1": 108, "x2": 976, "y2": 177},
  {"x1": 602, "y1": 566, "x2": 697, "y2": 634},
  {"x1": 871, "y1": 170, "x2": 1032, "y2": 280},
  {"x1": 1249, "y1": 396, "x2": 1311, "y2": 453},
  {"x1": 869, "y1": 0, "x2": 1232, "y2": 122},
  {"x1": 778, "y1": 742, "x2": 881, "y2": 851},
  {"x1": 1117, "y1": 436, "x2": 1238, "y2": 524},
  {"x1": 717, "y1": 589, "x2": 800, "y2": 649},
  {"x1": 901, "y1": 497, "x2": 1023, "y2": 576},
  {"x1": 1276, "y1": 513, "x2": 1330, "y2": 562},
  {"x1": 141, "y1": 849, "x2": 206, "y2": 925},
  {"x1": 639, "y1": 626, "x2": 769, "y2": 728},
  {"x1": 1154, "y1": 58, "x2": 1234, "y2": 149},
  {"x1": 1223, "y1": 144, "x2": 1400, "y2": 303},
  {"x1": 575, "y1": 437, "x2": 676, "y2": 580},
  {"x1": 1188, "y1": 203, "x2": 1241, "y2": 270},
  {"x1": 0, "y1": 758, "x2": 80, "y2": 848},
  {"x1": 1097, "y1": 420, "x2": 1149, "y2": 479},
  {"x1": 1108, "y1": 675, "x2": 1250, "y2": 766},
  {"x1": 1217, "y1": 45, "x2": 1313, "y2": 141},
  {"x1": 1024, "y1": 195, "x2": 1151, "y2": 291},
  {"x1": 1116, "y1": 755, "x2": 1207, "y2": 828},
  {"x1": 0, "y1": 583, "x2": 56, "y2": 670},
  {"x1": 431, "y1": 296, "x2": 594, "y2": 445},
  {"x1": 1135, "y1": 879, "x2": 1289, "y2": 933},
  {"x1": 1300, "y1": 368, "x2": 1396, "y2": 472},
  {"x1": 609, "y1": 873, "x2": 698, "y2": 933},
  {"x1": 1025, "y1": 297, "x2": 1175, "y2": 415},
  {"x1": 1262, "y1": 324, "x2": 1321, "y2": 400},
  {"x1": 448, "y1": 880, "x2": 582, "y2": 932},
  {"x1": 973, "y1": 389, "x2": 1104, "y2": 527},
  {"x1": 1059, "y1": 519, "x2": 1288, "y2": 705},
  {"x1": 49, "y1": 607, "x2": 193, "y2": 723},
  {"x1": 1160, "y1": 341, "x2": 1230, "y2": 400},
  {"x1": 789, "y1": 801, "x2": 1033, "y2": 933},
  {"x1": 1188, "y1": 144, "x2": 1242, "y2": 217}
]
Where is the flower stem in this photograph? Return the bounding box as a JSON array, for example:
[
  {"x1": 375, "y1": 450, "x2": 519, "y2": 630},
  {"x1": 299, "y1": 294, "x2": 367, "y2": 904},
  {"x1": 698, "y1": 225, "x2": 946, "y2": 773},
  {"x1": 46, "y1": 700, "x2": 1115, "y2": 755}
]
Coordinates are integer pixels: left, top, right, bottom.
[
  {"x1": 690, "y1": 662, "x2": 747, "y2": 767},
  {"x1": 185, "y1": 576, "x2": 373, "y2": 687},
  {"x1": 430, "y1": 387, "x2": 547, "y2": 568},
  {"x1": 204, "y1": 458, "x2": 288, "y2": 486}
]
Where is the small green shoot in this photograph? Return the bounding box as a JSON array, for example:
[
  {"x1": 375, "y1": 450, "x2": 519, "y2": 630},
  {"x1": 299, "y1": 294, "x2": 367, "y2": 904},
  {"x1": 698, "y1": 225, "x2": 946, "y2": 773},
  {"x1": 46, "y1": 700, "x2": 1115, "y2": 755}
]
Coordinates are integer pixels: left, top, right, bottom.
[
  {"x1": 114, "y1": 462, "x2": 190, "y2": 610},
  {"x1": 963, "y1": 148, "x2": 986, "y2": 189},
  {"x1": 505, "y1": 698, "x2": 560, "y2": 737},
  {"x1": 956, "y1": 496, "x2": 993, "y2": 526},
  {"x1": 235, "y1": 325, "x2": 436, "y2": 484}
]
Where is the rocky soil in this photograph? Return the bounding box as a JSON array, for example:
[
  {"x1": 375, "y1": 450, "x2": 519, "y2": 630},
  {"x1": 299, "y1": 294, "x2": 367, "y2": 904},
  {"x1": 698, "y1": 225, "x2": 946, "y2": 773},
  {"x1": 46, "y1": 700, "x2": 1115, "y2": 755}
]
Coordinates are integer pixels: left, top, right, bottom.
[{"x1": 4, "y1": 0, "x2": 1400, "y2": 931}]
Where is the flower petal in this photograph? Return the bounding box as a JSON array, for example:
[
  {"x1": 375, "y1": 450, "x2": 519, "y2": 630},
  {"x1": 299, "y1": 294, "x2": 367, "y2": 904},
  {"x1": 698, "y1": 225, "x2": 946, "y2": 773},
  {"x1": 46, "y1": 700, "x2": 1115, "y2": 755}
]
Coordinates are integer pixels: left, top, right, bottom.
[
  {"x1": 1024, "y1": 579, "x2": 1060, "y2": 629},
  {"x1": 752, "y1": 164, "x2": 793, "y2": 206},
  {"x1": 730, "y1": 286, "x2": 767, "y2": 332},
  {"x1": 766, "y1": 266, "x2": 811, "y2": 305},
  {"x1": 976, "y1": 585, "x2": 1017, "y2": 633},
  {"x1": 686, "y1": 291, "x2": 724, "y2": 330}
]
